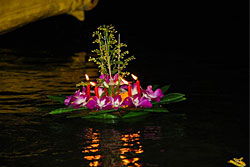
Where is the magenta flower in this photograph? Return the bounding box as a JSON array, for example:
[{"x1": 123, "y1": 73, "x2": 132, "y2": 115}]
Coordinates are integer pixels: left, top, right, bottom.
[
  {"x1": 143, "y1": 85, "x2": 164, "y2": 102},
  {"x1": 99, "y1": 74, "x2": 119, "y2": 84},
  {"x1": 131, "y1": 83, "x2": 139, "y2": 96},
  {"x1": 123, "y1": 94, "x2": 152, "y2": 108},
  {"x1": 97, "y1": 87, "x2": 104, "y2": 97},
  {"x1": 71, "y1": 94, "x2": 89, "y2": 109},
  {"x1": 121, "y1": 83, "x2": 140, "y2": 95},
  {"x1": 81, "y1": 87, "x2": 86, "y2": 95},
  {"x1": 86, "y1": 96, "x2": 113, "y2": 110},
  {"x1": 65, "y1": 95, "x2": 73, "y2": 106},
  {"x1": 112, "y1": 95, "x2": 123, "y2": 110},
  {"x1": 74, "y1": 88, "x2": 86, "y2": 96},
  {"x1": 64, "y1": 88, "x2": 86, "y2": 106}
]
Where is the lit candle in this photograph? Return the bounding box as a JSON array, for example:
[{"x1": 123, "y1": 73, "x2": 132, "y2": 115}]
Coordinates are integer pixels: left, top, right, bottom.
[
  {"x1": 95, "y1": 86, "x2": 99, "y2": 98},
  {"x1": 128, "y1": 84, "x2": 132, "y2": 97},
  {"x1": 85, "y1": 74, "x2": 90, "y2": 96},
  {"x1": 121, "y1": 78, "x2": 131, "y2": 97},
  {"x1": 131, "y1": 74, "x2": 141, "y2": 95},
  {"x1": 90, "y1": 82, "x2": 99, "y2": 98}
]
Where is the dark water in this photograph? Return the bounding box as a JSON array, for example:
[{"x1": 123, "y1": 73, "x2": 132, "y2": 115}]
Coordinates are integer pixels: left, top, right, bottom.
[{"x1": 0, "y1": 48, "x2": 248, "y2": 167}]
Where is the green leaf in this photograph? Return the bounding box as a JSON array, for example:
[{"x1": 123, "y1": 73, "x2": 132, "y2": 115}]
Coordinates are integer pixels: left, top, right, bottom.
[
  {"x1": 160, "y1": 93, "x2": 186, "y2": 104},
  {"x1": 161, "y1": 85, "x2": 170, "y2": 94},
  {"x1": 122, "y1": 111, "x2": 149, "y2": 118},
  {"x1": 143, "y1": 107, "x2": 169, "y2": 113},
  {"x1": 168, "y1": 97, "x2": 187, "y2": 103},
  {"x1": 112, "y1": 69, "x2": 118, "y2": 75},
  {"x1": 66, "y1": 111, "x2": 89, "y2": 118},
  {"x1": 116, "y1": 61, "x2": 123, "y2": 64},
  {"x1": 152, "y1": 84, "x2": 160, "y2": 90},
  {"x1": 47, "y1": 95, "x2": 66, "y2": 104},
  {"x1": 49, "y1": 107, "x2": 86, "y2": 115},
  {"x1": 89, "y1": 109, "x2": 117, "y2": 115},
  {"x1": 82, "y1": 113, "x2": 118, "y2": 119},
  {"x1": 121, "y1": 108, "x2": 145, "y2": 112}
]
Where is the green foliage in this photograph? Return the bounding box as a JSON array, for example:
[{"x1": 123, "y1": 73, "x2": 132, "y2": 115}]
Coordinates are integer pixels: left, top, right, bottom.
[
  {"x1": 82, "y1": 113, "x2": 119, "y2": 119},
  {"x1": 143, "y1": 107, "x2": 169, "y2": 112},
  {"x1": 47, "y1": 95, "x2": 66, "y2": 104},
  {"x1": 89, "y1": 25, "x2": 135, "y2": 76},
  {"x1": 160, "y1": 85, "x2": 170, "y2": 94},
  {"x1": 122, "y1": 111, "x2": 149, "y2": 118},
  {"x1": 157, "y1": 93, "x2": 186, "y2": 104},
  {"x1": 49, "y1": 107, "x2": 86, "y2": 115},
  {"x1": 89, "y1": 109, "x2": 117, "y2": 115}
]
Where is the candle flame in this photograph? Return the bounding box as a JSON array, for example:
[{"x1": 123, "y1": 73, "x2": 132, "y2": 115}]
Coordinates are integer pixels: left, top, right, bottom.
[
  {"x1": 121, "y1": 78, "x2": 129, "y2": 85},
  {"x1": 85, "y1": 74, "x2": 89, "y2": 81},
  {"x1": 90, "y1": 82, "x2": 96, "y2": 86},
  {"x1": 131, "y1": 74, "x2": 138, "y2": 80}
]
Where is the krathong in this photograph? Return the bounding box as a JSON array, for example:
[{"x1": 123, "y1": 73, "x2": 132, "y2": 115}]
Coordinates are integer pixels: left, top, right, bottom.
[{"x1": 48, "y1": 25, "x2": 186, "y2": 120}]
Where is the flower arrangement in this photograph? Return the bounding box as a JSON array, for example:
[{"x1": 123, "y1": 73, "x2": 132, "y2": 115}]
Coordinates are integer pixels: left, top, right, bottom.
[{"x1": 48, "y1": 25, "x2": 186, "y2": 120}]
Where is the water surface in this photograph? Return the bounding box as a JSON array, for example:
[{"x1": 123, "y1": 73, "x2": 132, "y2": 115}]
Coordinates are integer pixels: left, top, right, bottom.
[{"x1": 0, "y1": 49, "x2": 248, "y2": 167}]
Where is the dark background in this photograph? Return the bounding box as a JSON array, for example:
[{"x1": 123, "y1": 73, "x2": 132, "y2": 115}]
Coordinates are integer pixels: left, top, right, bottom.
[
  {"x1": 0, "y1": 0, "x2": 248, "y2": 104},
  {"x1": 0, "y1": 0, "x2": 248, "y2": 56}
]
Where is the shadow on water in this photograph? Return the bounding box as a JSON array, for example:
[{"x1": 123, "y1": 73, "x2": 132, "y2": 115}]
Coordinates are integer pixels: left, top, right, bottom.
[{"x1": 0, "y1": 49, "x2": 248, "y2": 167}]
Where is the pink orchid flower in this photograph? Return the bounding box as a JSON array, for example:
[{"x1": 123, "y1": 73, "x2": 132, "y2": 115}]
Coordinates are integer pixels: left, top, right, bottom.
[
  {"x1": 64, "y1": 95, "x2": 73, "y2": 106},
  {"x1": 86, "y1": 96, "x2": 113, "y2": 110},
  {"x1": 71, "y1": 94, "x2": 89, "y2": 109},
  {"x1": 123, "y1": 94, "x2": 152, "y2": 108},
  {"x1": 99, "y1": 73, "x2": 119, "y2": 84},
  {"x1": 142, "y1": 85, "x2": 164, "y2": 102},
  {"x1": 97, "y1": 87, "x2": 104, "y2": 97},
  {"x1": 111, "y1": 95, "x2": 123, "y2": 110},
  {"x1": 64, "y1": 88, "x2": 86, "y2": 106},
  {"x1": 131, "y1": 83, "x2": 139, "y2": 96}
]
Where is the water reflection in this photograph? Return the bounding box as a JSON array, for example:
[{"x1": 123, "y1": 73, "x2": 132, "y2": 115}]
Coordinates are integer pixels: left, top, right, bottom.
[
  {"x1": 82, "y1": 128, "x2": 143, "y2": 167},
  {"x1": 0, "y1": 50, "x2": 99, "y2": 113},
  {"x1": 82, "y1": 128, "x2": 102, "y2": 166},
  {"x1": 120, "y1": 131, "x2": 143, "y2": 166}
]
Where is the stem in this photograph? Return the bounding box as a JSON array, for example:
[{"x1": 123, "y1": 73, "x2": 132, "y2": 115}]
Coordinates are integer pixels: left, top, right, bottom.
[
  {"x1": 104, "y1": 36, "x2": 112, "y2": 79},
  {"x1": 98, "y1": 34, "x2": 104, "y2": 74},
  {"x1": 118, "y1": 33, "x2": 121, "y2": 75}
]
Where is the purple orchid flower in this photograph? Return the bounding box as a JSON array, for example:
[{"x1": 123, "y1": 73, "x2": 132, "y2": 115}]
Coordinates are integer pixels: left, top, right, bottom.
[
  {"x1": 120, "y1": 83, "x2": 139, "y2": 95},
  {"x1": 112, "y1": 95, "x2": 123, "y2": 110},
  {"x1": 100, "y1": 74, "x2": 119, "y2": 84},
  {"x1": 99, "y1": 74, "x2": 120, "y2": 88},
  {"x1": 131, "y1": 83, "x2": 139, "y2": 96},
  {"x1": 86, "y1": 96, "x2": 113, "y2": 110},
  {"x1": 82, "y1": 87, "x2": 86, "y2": 95},
  {"x1": 123, "y1": 94, "x2": 152, "y2": 108},
  {"x1": 71, "y1": 94, "x2": 89, "y2": 109},
  {"x1": 65, "y1": 95, "x2": 73, "y2": 106},
  {"x1": 143, "y1": 85, "x2": 164, "y2": 102},
  {"x1": 98, "y1": 87, "x2": 104, "y2": 97},
  {"x1": 64, "y1": 88, "x2": 86, "y2": 106},
  {"x1": 74, "y1": 88, "x2": 86, "y2": 96}
]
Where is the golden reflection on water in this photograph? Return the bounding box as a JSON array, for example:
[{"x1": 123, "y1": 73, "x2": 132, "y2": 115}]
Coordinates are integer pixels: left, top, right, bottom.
[
  {"x1": 0, "y1": 51, "x2": 99, "y2": 113},
  {"x1": 82, "y1": 128, "x2": 102, "y2": 166},
  {"x1": 82, "y1": 128, "x2": 143, "y2": 167},
  {"x1": 120, "y1": 131, "x2": 143, "y2": 167}
]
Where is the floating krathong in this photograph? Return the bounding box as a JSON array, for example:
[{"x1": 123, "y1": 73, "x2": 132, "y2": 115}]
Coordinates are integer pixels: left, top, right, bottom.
[{"x1": 48, "y1": 25, "x2": 186, "y2": 120}]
